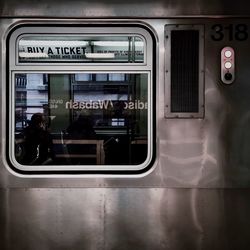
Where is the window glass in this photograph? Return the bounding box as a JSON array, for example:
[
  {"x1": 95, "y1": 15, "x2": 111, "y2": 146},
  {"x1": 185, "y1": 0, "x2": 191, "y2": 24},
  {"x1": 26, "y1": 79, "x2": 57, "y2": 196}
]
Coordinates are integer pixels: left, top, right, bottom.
[
  {"x1": 18, "y1": 36, "x2": 144, "y2": 63},
  {"x1": 14, "y1": 73, "x2": 149, "y2": 166}
]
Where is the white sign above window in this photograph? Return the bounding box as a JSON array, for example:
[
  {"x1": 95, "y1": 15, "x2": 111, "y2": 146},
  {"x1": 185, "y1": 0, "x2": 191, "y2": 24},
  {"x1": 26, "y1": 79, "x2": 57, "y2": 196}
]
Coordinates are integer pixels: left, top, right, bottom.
[{"x1": 18, "y1": 36, "x2": 144, "y2": 63}]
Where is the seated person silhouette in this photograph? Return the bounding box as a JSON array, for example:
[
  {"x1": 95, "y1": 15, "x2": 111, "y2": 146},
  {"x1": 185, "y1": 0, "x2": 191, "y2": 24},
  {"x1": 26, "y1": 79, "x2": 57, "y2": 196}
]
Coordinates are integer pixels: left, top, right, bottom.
[
  {"x1": 22, "y1": 113, "x2": 53, "y2": 165},
  {"x1": 66, "y1": 113, "x2": 96, "y2": 164}
]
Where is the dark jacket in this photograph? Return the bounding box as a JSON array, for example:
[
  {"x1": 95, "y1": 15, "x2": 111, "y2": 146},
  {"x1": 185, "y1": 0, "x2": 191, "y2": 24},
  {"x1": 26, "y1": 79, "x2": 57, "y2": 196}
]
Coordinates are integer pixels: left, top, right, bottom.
[{"x1": 22, "y1": 125, "x2": 53, "y2": 165}]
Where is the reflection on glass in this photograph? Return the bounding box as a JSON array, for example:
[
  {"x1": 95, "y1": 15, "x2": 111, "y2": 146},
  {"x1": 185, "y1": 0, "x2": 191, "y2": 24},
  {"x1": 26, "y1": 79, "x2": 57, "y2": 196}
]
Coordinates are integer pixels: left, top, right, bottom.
[
  {"x1": 18, "y1": 36, "x2": 144, "y2": 63},
  {"x1": 14, "y1": 73, "x2": 148, "y2": 166}
]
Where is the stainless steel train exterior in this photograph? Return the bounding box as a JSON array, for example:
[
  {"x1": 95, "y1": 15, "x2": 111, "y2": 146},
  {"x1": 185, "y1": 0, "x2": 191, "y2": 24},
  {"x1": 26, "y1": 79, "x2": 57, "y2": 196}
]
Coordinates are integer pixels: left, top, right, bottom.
[{"x1": 1, "y1": 0, "x2": 250, "y2": 249}]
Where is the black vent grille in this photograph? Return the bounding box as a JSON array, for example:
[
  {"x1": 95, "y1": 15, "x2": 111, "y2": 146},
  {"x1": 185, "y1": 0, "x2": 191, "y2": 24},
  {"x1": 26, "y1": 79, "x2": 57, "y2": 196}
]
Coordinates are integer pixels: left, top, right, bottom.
[{"x1": 171, "y1": 30, "x2": 199, "y2": 113}]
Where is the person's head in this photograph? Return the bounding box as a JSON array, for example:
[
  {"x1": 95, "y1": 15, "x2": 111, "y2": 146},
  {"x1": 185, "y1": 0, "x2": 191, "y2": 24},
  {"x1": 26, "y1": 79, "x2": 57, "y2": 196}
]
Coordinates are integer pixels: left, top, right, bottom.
[{"x1": 30, "y1": 113, "x2": 46, "y2": 129}]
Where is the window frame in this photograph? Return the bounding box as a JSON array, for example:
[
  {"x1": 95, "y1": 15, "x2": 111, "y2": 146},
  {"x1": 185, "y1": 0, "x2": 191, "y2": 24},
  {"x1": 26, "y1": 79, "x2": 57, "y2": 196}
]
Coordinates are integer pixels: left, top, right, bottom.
[{"x1": 6, "y1": 23, "x2": 156, "y2": 175}]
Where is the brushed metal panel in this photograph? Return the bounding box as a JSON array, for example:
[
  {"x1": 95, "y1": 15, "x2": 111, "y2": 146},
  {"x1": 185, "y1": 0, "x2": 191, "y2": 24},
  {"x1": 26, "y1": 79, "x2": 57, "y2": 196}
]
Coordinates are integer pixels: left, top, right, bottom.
[
  {"x1": 223, "y1": 189, "x2": 250, "y2": 250},
  {"x1": 0, "y1": 188, "x2": 104, "y2": 250},
  {"x1": 200, "y1": 189, "x2": 250, "y2": 250},
  {"x1": 104, "y1": 188, "x2": 204, "y2": 250},
  {"x1": 203, "y1": 20, "x2": 250, "y2": 187},
  {"x1": 1, "y1": 0, "x2": 250, "y2": 17},
  {"x1": 159, "y1": 119, "x2": 206, "y2": 187},
  {"x1": 1, "y1": 188, "x2": 250, "y2": 250},
  {"x1": 1, "y1": 18, "x2": 250, "y2": 188}
]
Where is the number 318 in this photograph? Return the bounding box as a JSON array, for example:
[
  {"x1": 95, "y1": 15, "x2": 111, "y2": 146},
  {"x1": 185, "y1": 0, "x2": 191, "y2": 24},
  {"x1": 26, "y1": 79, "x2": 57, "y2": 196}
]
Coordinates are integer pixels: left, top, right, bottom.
[{"x1": 211, "y1": 24, "x2": 248, "y2": 41}]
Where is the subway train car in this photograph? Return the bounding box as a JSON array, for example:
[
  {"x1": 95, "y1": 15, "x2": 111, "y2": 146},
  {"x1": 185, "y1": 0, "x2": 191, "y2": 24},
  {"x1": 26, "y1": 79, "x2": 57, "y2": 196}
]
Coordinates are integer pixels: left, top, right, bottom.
[{"x1": 1, "y1": 0, "x2": 250, "y2": 249}]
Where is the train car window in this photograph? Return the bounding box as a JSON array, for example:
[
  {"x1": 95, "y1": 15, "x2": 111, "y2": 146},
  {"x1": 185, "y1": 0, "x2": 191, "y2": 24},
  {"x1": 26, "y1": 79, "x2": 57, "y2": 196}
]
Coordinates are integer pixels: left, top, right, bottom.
[
  {"x1": 18, "y1": 35, "x2": 144, "y2": 63},
  {"x1": 7, "y1": 25, "x2": 155, "y2": 175},
  {"x1": 164, "y1": 25, "x2": 204, "y2": 118}
]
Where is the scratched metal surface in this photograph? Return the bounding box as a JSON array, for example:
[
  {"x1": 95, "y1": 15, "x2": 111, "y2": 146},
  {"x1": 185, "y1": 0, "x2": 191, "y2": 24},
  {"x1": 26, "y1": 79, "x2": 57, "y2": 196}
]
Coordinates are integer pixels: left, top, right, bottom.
[
  {"x1": 1, "y1": 188, "x2": 250, "y2": 250},
  {"x1": 1, "y1": 0, "x2": 250, "y2": 17},
  {"x1": 1, "y1": 1, "x2": 250, "y2": 249},
  {"x1": 1, "y1": 18, "x2": 250, "y2": 188}
]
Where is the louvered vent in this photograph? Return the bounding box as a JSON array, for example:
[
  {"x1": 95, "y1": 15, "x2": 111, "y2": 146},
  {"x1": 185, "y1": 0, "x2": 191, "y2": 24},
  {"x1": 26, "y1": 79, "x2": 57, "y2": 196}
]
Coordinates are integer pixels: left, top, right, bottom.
[{"x1": 170, "y1": 30, "x2": 199, "y2": 113}]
